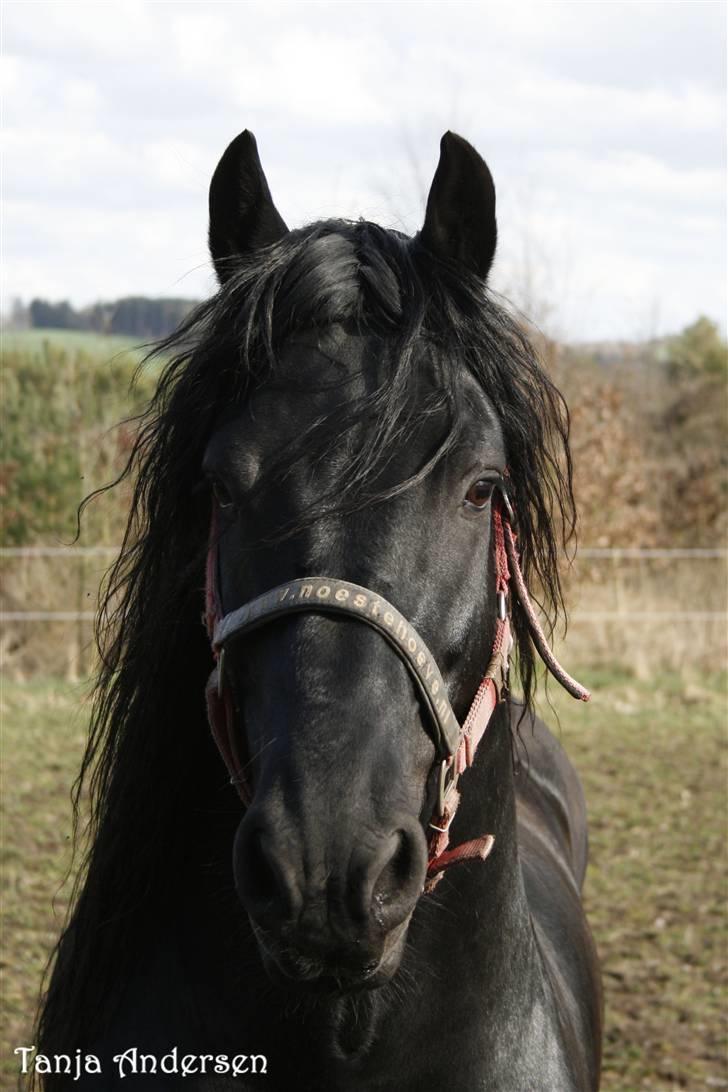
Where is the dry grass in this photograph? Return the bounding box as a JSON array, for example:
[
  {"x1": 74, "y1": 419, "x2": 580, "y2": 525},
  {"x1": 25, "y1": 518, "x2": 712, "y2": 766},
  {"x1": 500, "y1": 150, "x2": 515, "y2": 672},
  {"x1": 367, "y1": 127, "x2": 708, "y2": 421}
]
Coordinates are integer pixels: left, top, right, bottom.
[
  {"x1": 1, "y1": 671, "x2": 726, "y2": 1089},
  {"x1": 542, "y1": 669, "x2": 727, "y2": 1090},
  {"x1": 1, "y1": 679, "x2": 88, "y2": 1088},
  {"x1": 1, "y1": 554, "x2": 111, "y2": 679},
  {"x1": 3, "y1": 550, "x2": 725, "y2": 680},
  {"x1": 560, "y1": 554, "x2": 728, "y2": 679}
]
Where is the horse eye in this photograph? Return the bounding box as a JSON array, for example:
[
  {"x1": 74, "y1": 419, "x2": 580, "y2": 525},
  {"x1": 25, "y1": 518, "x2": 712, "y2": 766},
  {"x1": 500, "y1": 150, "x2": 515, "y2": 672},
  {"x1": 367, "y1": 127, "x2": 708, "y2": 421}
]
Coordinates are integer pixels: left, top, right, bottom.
[
  {"x1": 211, "y1": 479, "x2": 234, "y2": 509},
  {"x1": 464, "y1": 480, "x2": 494, "y2": 510}
]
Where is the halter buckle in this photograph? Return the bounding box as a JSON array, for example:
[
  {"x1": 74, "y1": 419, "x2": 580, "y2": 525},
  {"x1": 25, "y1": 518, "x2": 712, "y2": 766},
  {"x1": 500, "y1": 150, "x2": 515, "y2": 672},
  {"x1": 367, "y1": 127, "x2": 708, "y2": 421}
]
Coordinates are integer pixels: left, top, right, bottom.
[{"x1": 432, "y1": 756, "x2": 457, "y2": 824}]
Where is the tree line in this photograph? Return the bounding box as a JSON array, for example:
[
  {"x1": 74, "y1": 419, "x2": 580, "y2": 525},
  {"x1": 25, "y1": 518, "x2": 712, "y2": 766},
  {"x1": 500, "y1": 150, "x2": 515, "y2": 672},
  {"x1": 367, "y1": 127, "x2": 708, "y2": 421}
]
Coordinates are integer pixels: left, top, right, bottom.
[
  {"x1": 2, "y1": 315, "x2": 725, "y2": 550},
  {"x1": 19, "y1": 296, "x2": 199, "y2": 340}
]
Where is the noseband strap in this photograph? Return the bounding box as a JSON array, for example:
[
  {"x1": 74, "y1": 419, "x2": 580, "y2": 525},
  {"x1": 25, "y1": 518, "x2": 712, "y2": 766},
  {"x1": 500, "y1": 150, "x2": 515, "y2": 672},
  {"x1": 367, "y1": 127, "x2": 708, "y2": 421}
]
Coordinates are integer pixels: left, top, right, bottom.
[
  {"x1": 213, "y1": 576, "x2": 460, "y2": 759},
  {"x1": 203, "y1": 495, "x2": 589, "y2": 893}
]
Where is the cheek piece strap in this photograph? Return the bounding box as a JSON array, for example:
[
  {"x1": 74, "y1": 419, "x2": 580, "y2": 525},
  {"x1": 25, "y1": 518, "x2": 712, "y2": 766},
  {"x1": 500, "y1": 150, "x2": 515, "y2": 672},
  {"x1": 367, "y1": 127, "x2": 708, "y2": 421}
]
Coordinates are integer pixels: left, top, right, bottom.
[{"x1": 203, "y1": 493, "x2": 589, "y2": 894}]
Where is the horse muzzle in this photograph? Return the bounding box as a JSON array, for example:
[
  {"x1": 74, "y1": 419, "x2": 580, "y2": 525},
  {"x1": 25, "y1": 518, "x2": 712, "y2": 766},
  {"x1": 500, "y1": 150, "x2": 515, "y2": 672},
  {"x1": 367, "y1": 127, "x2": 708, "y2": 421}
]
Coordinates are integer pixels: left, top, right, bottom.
[
  {"x1": 233, "y1": 807, "x2": 427, "y2": 990},
  {"x1": 252, "y1": 921, "x2": 410, "y2": 992}
]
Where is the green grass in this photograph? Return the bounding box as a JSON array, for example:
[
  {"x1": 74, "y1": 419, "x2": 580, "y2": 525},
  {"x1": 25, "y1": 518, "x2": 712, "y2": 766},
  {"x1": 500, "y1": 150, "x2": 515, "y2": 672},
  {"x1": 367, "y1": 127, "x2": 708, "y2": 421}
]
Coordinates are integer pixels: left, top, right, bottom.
[
  {"x1": 2, "y1": 338, "x2": 159, "y2": 548},
  {"x1": 0, "y1": 328, "x2": 144, "y2": 358},
  {"x1": 1, "y1": 679, "x2": 89, "y2": 1088},
  {"x1": 1, "y1": 672, "x2": 726, "y2": 1089},
  {"x1": 542, "y1": 670, "x2": 727, "y2": 1090}
]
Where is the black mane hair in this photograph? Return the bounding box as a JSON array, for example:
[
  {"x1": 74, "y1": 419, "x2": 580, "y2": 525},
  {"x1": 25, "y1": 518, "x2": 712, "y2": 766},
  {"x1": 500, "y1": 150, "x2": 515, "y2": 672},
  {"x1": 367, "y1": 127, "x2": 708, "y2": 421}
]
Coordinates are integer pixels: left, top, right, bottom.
[{"x1": 37, "y1": 217, "x2": 575, "y2": 1056}]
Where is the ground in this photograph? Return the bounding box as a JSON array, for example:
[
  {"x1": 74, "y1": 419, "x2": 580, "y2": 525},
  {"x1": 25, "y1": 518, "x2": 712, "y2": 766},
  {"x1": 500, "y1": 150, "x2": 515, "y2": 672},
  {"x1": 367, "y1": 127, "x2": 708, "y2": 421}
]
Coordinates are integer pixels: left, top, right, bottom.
[{"x1": 1, "y1": 671, "x2": 726, "y2": 1090}]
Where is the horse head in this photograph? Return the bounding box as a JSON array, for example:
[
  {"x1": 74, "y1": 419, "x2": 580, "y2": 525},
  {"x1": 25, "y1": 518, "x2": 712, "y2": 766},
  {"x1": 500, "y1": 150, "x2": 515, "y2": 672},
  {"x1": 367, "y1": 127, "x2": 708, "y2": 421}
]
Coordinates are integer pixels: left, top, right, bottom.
[{"x1": 204, "y1": 131, "x2": 507, "y2": 989}]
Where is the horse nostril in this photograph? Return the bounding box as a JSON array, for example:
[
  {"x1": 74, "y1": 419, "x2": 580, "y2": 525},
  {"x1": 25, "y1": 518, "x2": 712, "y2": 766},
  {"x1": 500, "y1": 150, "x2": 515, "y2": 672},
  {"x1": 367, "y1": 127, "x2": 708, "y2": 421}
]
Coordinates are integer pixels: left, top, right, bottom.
[
  {"x1": 369, "y1": 824, "x2": 426, "y2": 930},
  {"x1": 247, "y1": 831, "x2": 279, "y2": 902},
  {"x1": 235, "y1": 822, "x2": 299, "y2": 924},
  {"x1": 375, "y1": 832, "x2": 412, "y2": 892}
]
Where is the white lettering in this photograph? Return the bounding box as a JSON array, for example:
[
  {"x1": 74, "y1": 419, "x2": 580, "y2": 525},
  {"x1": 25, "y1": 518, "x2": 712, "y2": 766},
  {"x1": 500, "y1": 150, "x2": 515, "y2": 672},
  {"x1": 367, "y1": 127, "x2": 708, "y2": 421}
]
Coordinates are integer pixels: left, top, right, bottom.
[
  {"x1": 335, "y1": 588, "x2": 349, "y2": 602},
  {"x1": 384, "y1": 611, "x2": 394, "y2": 626},
  {"x1": 407, "y1": 637, "x2": 417, "y2": 653},
  {"x1": 181, "y1": 1055, "x2": 199, "y2": 1076},
  {"x1": 316, "y1": 585, "x2": 331, "y2": 599},
  {"x1": 431, "y1": 679, "x2": 439, "y2": 695},
  {"x1": 417, "y1": 652, "x2": 425, "y2": 667},
  {"x1": 353, "y1": 593, "x2": 367, "y2": 608},
  {"x1": 14, "y1": 1048, "x2": 35, "y2": 1074},
  {"x1": 300, "y1": 584, "x2": 313, "y2": 599},
  {"x1": 98, "y1": 1048, "x2": 268, "y2": 1081},
  {"x1": 114, "y1": 1048, "x2": 139, "y2": 1078},
  {"x1": 161, "y1": 1048, "x2": 179, "y2": 1074}
]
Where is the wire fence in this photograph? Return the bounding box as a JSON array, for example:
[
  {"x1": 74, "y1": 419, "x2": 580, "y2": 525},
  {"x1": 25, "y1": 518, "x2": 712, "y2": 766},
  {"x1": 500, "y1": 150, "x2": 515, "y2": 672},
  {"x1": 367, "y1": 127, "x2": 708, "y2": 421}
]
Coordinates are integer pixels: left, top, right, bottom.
[
  {"x1": 2, "y1": 546, "x2": 726, "y2": 623},
  {"x1": 2, "y1": 545, "x2": 727, "y2": 677},
  {"x1": 3, "y1": 547, "x2": 726, "y2": 558}
]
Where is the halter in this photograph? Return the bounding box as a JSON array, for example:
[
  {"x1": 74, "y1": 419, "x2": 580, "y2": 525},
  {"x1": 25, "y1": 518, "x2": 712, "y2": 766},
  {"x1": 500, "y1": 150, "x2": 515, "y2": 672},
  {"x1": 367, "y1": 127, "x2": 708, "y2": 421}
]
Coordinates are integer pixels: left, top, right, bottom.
[{"x1": 204, "y1": 491, "x2": 589, "y2": 893}]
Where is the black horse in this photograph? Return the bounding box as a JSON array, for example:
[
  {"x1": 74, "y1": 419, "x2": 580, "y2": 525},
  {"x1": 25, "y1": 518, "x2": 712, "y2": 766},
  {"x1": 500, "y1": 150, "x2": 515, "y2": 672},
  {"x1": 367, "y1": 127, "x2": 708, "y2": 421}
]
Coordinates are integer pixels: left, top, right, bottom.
[{"x1": 37, "y1": 131, "x2": 602, "y2": 1090}]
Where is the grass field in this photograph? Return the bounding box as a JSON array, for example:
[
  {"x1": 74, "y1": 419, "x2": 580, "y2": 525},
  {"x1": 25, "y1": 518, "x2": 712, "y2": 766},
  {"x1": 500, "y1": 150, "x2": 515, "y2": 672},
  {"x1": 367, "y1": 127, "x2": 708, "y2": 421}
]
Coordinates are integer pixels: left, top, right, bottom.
[
  {"x1": 1, "y1": 671, "x2": 726, "y2": 1090},
  {"x1": 1, "y1": 328, "x2": 144, "y2": 358}
]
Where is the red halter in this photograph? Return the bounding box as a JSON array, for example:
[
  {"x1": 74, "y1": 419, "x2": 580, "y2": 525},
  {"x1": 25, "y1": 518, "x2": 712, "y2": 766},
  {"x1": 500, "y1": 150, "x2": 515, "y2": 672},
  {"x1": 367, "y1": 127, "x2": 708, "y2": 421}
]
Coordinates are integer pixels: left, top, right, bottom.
[{"x1": 204, "y1": 497, "x2": 589, "y2": 894}]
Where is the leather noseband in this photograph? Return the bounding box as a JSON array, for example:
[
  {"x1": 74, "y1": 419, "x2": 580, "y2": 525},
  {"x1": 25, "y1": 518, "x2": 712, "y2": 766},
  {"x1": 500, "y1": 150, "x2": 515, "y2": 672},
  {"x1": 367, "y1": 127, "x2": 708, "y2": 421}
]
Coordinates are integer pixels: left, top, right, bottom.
[{"x1": 213, "y1": 576, "x2": 460, "y2": 759}]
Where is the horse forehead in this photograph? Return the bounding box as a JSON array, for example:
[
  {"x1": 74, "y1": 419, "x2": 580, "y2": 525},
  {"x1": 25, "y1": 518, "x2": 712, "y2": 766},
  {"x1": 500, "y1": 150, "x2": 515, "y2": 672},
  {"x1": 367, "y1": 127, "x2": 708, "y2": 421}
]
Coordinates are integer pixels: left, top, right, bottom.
[
  {"x1": 282, "y1": 325, "x2": 377, "y2": 380},
  {"x1": 267, "y1": 328, "x2": 430, "y2": 407},
  {"x1": 205, "y1": 328, "x2": 504, "y2": 498},
  {"x1": 242, "y1": 327, "x2": 501, "y2": 442}
]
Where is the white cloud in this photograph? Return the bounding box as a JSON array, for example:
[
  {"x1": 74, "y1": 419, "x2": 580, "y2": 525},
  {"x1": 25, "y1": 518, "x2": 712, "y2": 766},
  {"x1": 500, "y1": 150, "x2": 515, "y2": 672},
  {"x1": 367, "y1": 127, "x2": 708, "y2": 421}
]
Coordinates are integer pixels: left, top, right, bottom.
[{"x1": 2, "y1": 0, "x2": 725, "y2": 340}]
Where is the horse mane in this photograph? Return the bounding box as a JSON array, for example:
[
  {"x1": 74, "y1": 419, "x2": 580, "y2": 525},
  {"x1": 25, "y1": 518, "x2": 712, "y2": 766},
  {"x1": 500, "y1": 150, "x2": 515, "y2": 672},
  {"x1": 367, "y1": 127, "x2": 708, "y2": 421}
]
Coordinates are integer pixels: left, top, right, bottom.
[{"x1": 37, "y1": 217, "x2": 575, "y2": 1058}]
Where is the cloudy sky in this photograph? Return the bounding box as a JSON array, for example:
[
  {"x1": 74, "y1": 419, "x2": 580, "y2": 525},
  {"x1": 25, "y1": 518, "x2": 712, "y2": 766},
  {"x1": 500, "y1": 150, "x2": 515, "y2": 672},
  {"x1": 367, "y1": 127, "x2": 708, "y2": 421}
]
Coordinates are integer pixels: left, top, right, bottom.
[{"x1": 3, "y1": 0, "x2": 726, "y2": 341}]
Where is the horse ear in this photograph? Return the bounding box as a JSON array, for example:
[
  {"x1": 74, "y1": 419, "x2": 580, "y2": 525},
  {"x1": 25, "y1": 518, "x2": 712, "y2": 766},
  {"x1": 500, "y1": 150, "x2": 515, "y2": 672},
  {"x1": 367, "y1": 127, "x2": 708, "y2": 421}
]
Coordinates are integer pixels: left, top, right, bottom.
[
  {"x1": 208, "y1": 130, "x2": 289, "y2": 284},
  {"x1": 419, "y1": 131, "x2": 497, "y2": 281}
]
